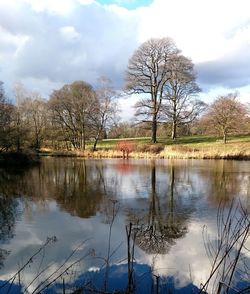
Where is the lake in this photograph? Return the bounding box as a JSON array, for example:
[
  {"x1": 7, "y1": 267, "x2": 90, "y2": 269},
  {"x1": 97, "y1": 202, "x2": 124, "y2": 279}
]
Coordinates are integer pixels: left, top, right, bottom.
[{"x1": 0, "y1": 158, "x2": 249, "y2": 293}]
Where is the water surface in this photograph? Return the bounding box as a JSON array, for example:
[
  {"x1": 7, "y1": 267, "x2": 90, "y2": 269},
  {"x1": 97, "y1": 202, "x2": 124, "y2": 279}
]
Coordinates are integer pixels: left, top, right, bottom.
[{"x1": 0, "y1": 158, "x2": 249, "y2": 293}]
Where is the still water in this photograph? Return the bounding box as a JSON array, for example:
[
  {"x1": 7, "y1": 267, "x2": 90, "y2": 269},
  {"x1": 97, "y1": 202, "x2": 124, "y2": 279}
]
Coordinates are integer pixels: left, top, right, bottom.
[{"x1": 0, "y1": 158, "x2": 249, "y2": 293}]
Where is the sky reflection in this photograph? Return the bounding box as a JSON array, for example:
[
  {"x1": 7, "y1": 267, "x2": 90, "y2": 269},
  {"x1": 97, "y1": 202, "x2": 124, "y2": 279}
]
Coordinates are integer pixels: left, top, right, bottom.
[{"x1": 0, "y1": 158, "x2": 249, "y2": 293}]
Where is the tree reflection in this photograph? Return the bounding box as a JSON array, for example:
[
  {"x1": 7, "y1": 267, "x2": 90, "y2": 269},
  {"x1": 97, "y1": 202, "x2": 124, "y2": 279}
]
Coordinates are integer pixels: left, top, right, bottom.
[
  {"x1": 126, "y1": 162, "x2": 192, "y2": 254},
  {"x1": 205, "y1": 161, "x2": 241, "y2": 206},
  {"x1": 0, "y1": 159, "x2": 109, "y2": 220},
  {"x1": 0, "y1": 194, "x2": 20, "y2": 269}
]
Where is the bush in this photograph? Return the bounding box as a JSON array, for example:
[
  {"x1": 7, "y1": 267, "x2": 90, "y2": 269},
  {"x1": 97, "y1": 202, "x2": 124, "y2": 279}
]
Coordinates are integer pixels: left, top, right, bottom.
[{"x1": 115, "y1": 141, "x2": 135, "y2": 158}]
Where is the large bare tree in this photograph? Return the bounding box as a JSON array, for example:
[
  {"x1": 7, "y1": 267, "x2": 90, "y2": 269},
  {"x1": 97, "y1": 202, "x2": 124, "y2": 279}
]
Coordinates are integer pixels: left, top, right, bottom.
[
  {"x1": 163, "y1": 54, "x2": 204, "y2": 139},
  {"x1": 202, "y1": 93, "x2": 247, "y2": 143},
  {"x1": 125, "y1": 38, "x2": 179, "y2": 143}
]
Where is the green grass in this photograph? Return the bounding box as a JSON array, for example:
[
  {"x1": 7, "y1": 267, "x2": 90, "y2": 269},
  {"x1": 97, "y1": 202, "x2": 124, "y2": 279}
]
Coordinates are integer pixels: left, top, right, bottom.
[
  {"x1": 91, "y1": 134, "x2": 250, "y2": 150},
  {"x1": 41, "y1": 134, "x2": 250, "y2": 159}
]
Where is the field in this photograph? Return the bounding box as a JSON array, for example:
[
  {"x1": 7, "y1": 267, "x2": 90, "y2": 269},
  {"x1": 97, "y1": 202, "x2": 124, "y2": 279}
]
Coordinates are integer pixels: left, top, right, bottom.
[
  {"x1": 86, "y1": 134, "x2": 250, "y2": 159},
  {"x1": 41, "y1": 135, "x2": 250, "y2": 159}
]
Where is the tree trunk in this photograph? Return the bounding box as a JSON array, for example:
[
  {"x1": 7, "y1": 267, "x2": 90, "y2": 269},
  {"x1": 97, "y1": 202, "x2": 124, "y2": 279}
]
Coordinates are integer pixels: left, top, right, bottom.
[
  {"x1": 151, "y1": 115, "x2": 157, "y2": 143},
  {"x1": 81, "y1": 125, "x2": 86, "y2": 150},
  {"x1": 171, "y1": 96, "x2": 177, "y2": 140},
  {"x1": 93, "y1": 134, "x2": 99, "y2": 151},
  {"x1": 171, "y1": 120, "x2": 177, "y2": 140},
  {"x1": 223, "y1": 131, "x2": 227, "y2": 144},
  {"x1": 35, "y1": 136, "x2": 39, "y2": 149},
  {"x1": 93, "y1": 139, "x2": 98, "y2": 151},
  {"x1": 93, "y1": 127, "x2": 103, "y2": 151}
]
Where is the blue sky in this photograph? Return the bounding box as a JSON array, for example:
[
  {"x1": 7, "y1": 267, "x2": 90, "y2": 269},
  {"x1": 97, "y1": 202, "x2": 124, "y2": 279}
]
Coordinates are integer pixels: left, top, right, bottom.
[{"x1": 0, "y1": 0, "x2": 249, "y2": 120}]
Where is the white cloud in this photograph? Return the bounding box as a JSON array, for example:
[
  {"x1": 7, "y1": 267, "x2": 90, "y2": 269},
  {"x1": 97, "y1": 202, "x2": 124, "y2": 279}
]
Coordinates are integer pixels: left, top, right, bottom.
[
  {"x1": 60, "y1": 26, "x2": 82, "y2": 42},
  {"x1": 23, "y1": 0, "x2": 76, "y2": 15},
  {"x1": 78, "y1": 0, "x2": 95, "y2": 4},
  {"x1": 0, "y1": 0, "x2": 250, "y2": 117},
  {"x1": 137, "y1": 0, "x2": 250, "y2": 63}
]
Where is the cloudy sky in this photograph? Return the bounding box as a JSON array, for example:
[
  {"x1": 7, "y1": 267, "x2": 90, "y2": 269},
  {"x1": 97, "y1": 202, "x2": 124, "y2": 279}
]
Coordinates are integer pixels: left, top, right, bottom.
[{"x1": 0, "y1": 0, "x2": 250, "y2": 119}]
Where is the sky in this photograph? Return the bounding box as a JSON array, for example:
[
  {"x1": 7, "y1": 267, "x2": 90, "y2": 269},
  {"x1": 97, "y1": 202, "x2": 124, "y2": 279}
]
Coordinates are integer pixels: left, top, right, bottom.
[{"x1": 0, "y1": 0, "x2": 250, "y2": 120}]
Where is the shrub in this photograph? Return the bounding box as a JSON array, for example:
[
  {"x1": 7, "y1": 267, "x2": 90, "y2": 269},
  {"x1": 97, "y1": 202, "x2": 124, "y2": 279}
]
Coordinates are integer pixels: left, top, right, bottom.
[{"x1": 115, "y1": 141, "x2": 135, "y2": 158}]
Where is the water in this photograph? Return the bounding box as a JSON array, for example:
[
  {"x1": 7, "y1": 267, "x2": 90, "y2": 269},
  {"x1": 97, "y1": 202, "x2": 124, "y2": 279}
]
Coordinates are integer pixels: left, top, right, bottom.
[{"x1": 0, "y1": 158, "x2": 249, "y2": 293}]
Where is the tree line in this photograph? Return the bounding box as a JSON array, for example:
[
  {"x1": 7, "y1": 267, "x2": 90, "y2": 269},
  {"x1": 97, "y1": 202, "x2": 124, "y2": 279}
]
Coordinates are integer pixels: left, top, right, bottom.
[
  {"x1": 0, "y1": 37, "x2": 249, "y2": 152},
  {"x1": 0, "y1": 78, "x2": 118, "y2": 152}
]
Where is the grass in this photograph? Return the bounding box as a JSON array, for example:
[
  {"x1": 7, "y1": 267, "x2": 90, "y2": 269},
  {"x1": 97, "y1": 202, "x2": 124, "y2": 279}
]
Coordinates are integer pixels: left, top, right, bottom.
[
  {"x1": 92, "y1": 134, "x2": 250, "y2": 149},
  {"x1": 95, "y1": 134, "x2": 250, "y2": 159},
  {"x1": 40, "y1": 134, "x2": 250, "y2": 160}
]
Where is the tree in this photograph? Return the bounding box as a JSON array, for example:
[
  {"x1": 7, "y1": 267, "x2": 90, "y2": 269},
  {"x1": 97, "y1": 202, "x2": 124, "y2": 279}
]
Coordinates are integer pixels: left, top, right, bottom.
[
  {"x1": 163, "y1": 54, "x2": 204, "y2": 140},
  {"x1": 202, "y1": 93, "x2": 247, "y2": 143},
  {"x1": 12, "y1": 82, "x2": 29, "y2": 151},
  {"x1": 0, "y1": 82, "x2": 15, "y2": 151},
  {"x1": 125, "y1": 38, "x2": 179, "y2": 143},
  {"x1": 49, "y1": 81, "x2": 97, "y2": 150},
  {"x1": 20, "y1": 94, "x2": 48, "y2": 149},
  {"x1": 89, "y1": 77, "x2": 119, "y2": 151}
]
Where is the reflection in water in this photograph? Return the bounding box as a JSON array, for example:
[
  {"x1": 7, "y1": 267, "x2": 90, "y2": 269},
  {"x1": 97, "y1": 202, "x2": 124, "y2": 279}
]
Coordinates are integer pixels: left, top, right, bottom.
[
  {"x1": 0, "y1": 160, "x2": 110, "y2": 219},
  {"x1": 0, "y1": 195, "x2": 21, "y2": 269},
  {"x1": 0, "y1": 158, "x2": 249, "y2": 293},
  {"x1": 205, "y1": 161, "x2": 241, "y2": 205},
  {"x1": 127, "y1": 163, "x2": 190, "y2": 254}
]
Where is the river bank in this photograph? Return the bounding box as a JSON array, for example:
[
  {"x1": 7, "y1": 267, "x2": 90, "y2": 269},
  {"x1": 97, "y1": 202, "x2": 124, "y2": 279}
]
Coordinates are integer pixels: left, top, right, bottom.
[{"x1": 40, "y1": 139, "x2": 250, "y2": 160}]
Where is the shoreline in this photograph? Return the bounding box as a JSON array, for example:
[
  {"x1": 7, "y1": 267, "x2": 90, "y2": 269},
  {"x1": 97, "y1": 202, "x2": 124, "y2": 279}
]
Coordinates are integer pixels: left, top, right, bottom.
[{"x1": 39, "y1": 147, "x2": 250, "y2": 160}]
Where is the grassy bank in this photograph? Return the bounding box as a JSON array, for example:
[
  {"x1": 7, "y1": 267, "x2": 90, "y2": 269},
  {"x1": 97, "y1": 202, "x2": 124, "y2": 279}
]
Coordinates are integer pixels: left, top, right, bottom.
[{"x1": 40, "y1": 134, "x2": 250, "y2": 160}]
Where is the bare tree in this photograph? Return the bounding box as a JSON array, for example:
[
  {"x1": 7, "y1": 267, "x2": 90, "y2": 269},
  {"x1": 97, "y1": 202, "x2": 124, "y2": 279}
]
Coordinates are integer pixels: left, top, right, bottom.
[
  {"x1": 125, "y1": 38, "x2": 179, "y2": 143},
  {"x1": 13, "y1": 82, "x2": 28, "y2": 151},
  {"x1": 49, "y1": 81, "x2": 97, "y2": 150},
  {"x1": 163, "y1": 54, "x2": 204, "y2": 140},
  {"x1": 202, "y1": 93, "x2": 247, "y2": 144},
  {"x1": 20, "y1": 94, "x2": 48, "y2": 149},
  {"x1": 0, "y1": 82, "x2": 15, "y2": 151},
  {"x1": 89, "y1": 77, "x2": 119, "y2": 151}
]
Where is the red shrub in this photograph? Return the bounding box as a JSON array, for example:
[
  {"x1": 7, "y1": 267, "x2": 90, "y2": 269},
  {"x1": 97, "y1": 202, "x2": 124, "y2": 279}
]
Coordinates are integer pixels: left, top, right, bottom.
[{"x1": 116, "y1": 140, "x2": 135, "y2": 158}]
